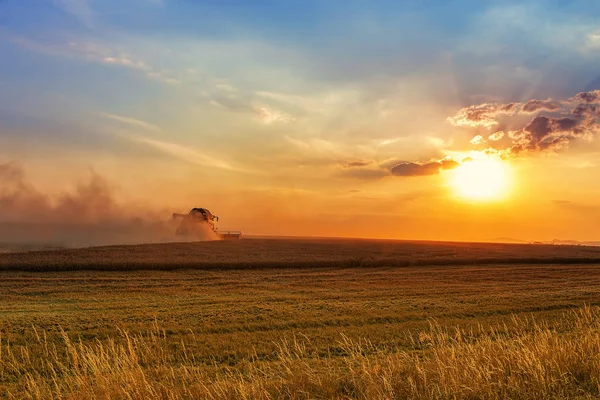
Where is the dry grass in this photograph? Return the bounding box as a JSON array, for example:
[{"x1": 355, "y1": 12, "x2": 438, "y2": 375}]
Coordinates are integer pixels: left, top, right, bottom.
[
  {"x1": 3, "y1": 239, "x2": 600, "y2": 398},
  {"x1": 2, "y1": 306, "x2": 600, "y2": 399}
]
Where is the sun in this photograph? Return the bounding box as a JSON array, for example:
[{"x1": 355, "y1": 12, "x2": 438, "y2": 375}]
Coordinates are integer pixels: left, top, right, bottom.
[{"x1": 448, "y1": 158, "x2": 512, "y2": 201}]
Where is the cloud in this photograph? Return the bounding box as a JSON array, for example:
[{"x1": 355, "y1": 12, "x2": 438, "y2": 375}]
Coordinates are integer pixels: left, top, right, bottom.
[
  {"x1": 54, "y1": 0, "x2": 94, "y2": 28},
  {"x1": 102, "y1": 56, "x2": 148, "y2": 70},
  {"x1": 488, "y1": 131, "x2": 504, "y2": 141},
  {"x1": 98, "y1": 53, "x2": 180, "y2": 84},
  {"x1": 135, "y1": 137, "x2": 238, "y2": 171},
  {"x1": 525, "y1": 116, "x2": 577, "y2": 137},
  {"x1": 572, "y1": 103, "x2": 600, "y2": 118},
  {"x1": 570, "y1": 90, "x2": 600, "y2": 104},
  {"x1": 97, "y1": 56, "x2": 180, "y2": 83},
  {"x1": 521, "y1": 99, "x2": 562, "y2": 113},
  {"x1": 283, "y1": 136, "x2": 359, "y2": 162},
  {"x1": 255, "y1": 106, "x2": 294, "y2": 124},
  {"x1": 386, "y1": 90, "x2": 600, "y2": 179},
  {"x1": 338, "y1": 167, "x2": 389, "y2": 180},
  {"x1": 470, "y1": 135, "x2": 486, "y2": 145},
  {"x1": 99, "y1": 113, "x2": 162, "y2": 133},
  {"x1": 447, "y1": 102, "x2": 518, "y2": 128},
  {"x1": 585, "y1": 31, "x2": 600, "y2": 50},
  {"x1": 10, "y1": 37, "x2": 179, "y2": 85},
  {"x1": 447, "y1": 93, "x2": 597, "y2": 131},
  {"x1": 376, "y1": 138, "x2": 400, "y2": 147},
  {"x1": 507, "y1": 116, "x2": 580, "y2": 152},
  {"x1": 146, "y1": 71, "x2": 180, "y2": 85},
  {"x1": 335, "y1": 160, "x2": 390, "y2": 180},
  {"x1": 342, "y1": 160, "x2": 371, "y2": 168},
  {"x1": 391, "y1": 159, "x2": 459, "y2": 177},
  {"x1": 449, "y1": 89, "x2": 600, "y2": 155}
]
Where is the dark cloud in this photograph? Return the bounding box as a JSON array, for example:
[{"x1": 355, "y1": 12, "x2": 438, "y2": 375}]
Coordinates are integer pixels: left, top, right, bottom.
[
  {"x1": 337, "y1": 160, "x2": 392, "y2": 180},
  {"x1": 507, "y1": 116, "x2": 581, "y2": 152},
  {"x1": 572, "y1": 103, "x2": 600, "y2": 118},
  {"x1": 525, "y1": 116, "x2": 577, "y2": 139},
  {"x1": 342, "y1": 160, "x2": 371, "y2": 168},
  {"x1": 338, "y1": 167, "x2": 389, "y2": 180},
  {"x1": 521, "y1": 99, "x2": 562, "y2": 113},
  {"x1": 570, "y1": 90, "x2": 600, "y2": 104},
  {"x1": 391, "y1": 159, "x2": 459, "y2": 177}
]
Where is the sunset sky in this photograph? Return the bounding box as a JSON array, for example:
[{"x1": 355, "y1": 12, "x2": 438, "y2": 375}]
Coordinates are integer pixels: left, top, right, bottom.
[{"x1": 1, "y1": 0, "x2": 600, "y2": 241}]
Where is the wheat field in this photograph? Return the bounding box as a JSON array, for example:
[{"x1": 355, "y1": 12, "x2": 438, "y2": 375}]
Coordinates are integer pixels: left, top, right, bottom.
[
  {"x1": 3, "y1": 306, "x2": 600, "y2": 399},
  {"x1": 2, "y1": 239, "x2": 600, "y2": 398},
  {"x1": 3, "y1": 238, "x2": 600, "y2": 271}
]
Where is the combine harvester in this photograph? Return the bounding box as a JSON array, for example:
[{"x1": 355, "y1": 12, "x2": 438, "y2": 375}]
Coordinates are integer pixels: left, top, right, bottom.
[{"x1": 172, "y1": 208, "x2": 242, "y2": 240}]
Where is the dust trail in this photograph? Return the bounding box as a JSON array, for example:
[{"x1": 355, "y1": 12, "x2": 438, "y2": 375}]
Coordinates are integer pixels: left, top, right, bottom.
[{"x1": 0, "y1": 161, "x2": 218, "y2": 251}]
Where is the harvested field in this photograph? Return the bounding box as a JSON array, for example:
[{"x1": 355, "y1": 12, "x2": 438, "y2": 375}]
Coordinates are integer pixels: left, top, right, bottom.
[
  {"x1": 3, "y1": 239, "x2": 600, "y2": 398},
  {"x1": 2, "y1": 237, "x2": 600, "y2": 271}
]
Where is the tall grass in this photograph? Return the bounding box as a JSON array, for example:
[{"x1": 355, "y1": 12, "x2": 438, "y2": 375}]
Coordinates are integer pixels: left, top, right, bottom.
[{"x1": 3, "y1": 307, "x2": 600, "y2": 399}]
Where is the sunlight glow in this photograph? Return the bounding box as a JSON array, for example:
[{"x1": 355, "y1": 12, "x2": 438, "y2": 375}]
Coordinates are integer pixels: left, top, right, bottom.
[{"x1": 449, "y1": 158, "x2": 512, "y2": 201}]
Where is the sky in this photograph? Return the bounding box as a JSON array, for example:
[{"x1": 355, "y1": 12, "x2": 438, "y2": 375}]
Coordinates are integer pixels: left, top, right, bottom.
[{"x1": 1, "y1": 0, "x2": 600, "y2": 242}]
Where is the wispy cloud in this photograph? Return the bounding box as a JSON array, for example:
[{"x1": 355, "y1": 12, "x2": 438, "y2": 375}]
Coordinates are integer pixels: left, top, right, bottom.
[
  {"x1": 99, "y1": 113, "x2": 162, "y2": 133},
  {"x1": 101, "y1": 56, "x2": 148, "y2": 70},
  {"x1": 54, "y1": 0, "x2": 94, "y2": 28},
  {"x1": 338, "y1": 167, "x2": 389, "y2": 180},
  {"x1": 585, "y1": 31, "x2": 600, "y2": 50},
  {"x1": 9, "y1": 36, "x2": 179, "y2": 85},
  {"x1": 135, "y1": 137, "x2": 238, "y2": 171},
  {"x1": 145, "y1": 71, "x2": 180, "y2": 85},
  {"x1": 554, "y1": 200, "x2": 600, "y2": 213},
  {"x1": 254, "y1": 106, "x2": 294, "y2": 124}
]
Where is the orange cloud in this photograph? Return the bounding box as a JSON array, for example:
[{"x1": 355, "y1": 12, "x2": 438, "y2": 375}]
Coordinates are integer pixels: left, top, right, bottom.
[
  {"x1": 470, "y1": 135, "x2": 486, "y2": 145},
  {"x1": 447, "y1": 102, "x2": 518, "y2": 128}
]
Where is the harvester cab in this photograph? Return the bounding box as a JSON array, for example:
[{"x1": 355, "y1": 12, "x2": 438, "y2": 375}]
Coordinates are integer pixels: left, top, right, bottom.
[{"x1": 172, "y1": 208, "x2": 242, "y2": 240}]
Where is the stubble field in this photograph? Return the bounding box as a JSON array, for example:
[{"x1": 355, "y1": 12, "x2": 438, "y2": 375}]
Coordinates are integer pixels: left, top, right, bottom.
[{"x1": 3, "y1": 238, "x2": 600, "y2": 399}]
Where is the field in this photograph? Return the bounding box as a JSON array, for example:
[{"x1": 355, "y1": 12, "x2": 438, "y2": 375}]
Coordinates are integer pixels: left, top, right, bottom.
[
  {"x1": 2, "y1": 238, "x2": 600, "y2": 398},
  {"x1": 4, "y1": 237, "x2": 600, "y2": 271}
]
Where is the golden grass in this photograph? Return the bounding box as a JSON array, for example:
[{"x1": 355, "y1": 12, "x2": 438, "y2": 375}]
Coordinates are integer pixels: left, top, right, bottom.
[
  {"x1": 2, "y1": 306, "x2": 600, "y2": 399},
  {"x1": 3, "y1": 240, "x2": 600, "y2": 398}
]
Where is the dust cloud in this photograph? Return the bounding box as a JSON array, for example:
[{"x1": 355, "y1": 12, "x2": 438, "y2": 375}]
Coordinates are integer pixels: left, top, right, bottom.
[{"x1": 0, "y1": 162, "x2": 219, "y2": 252}]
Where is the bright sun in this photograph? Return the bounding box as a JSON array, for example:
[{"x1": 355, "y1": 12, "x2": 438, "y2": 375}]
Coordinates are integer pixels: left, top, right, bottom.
[{"x1": 448, "y1": 158, "x2": 512, "y2": 201}]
